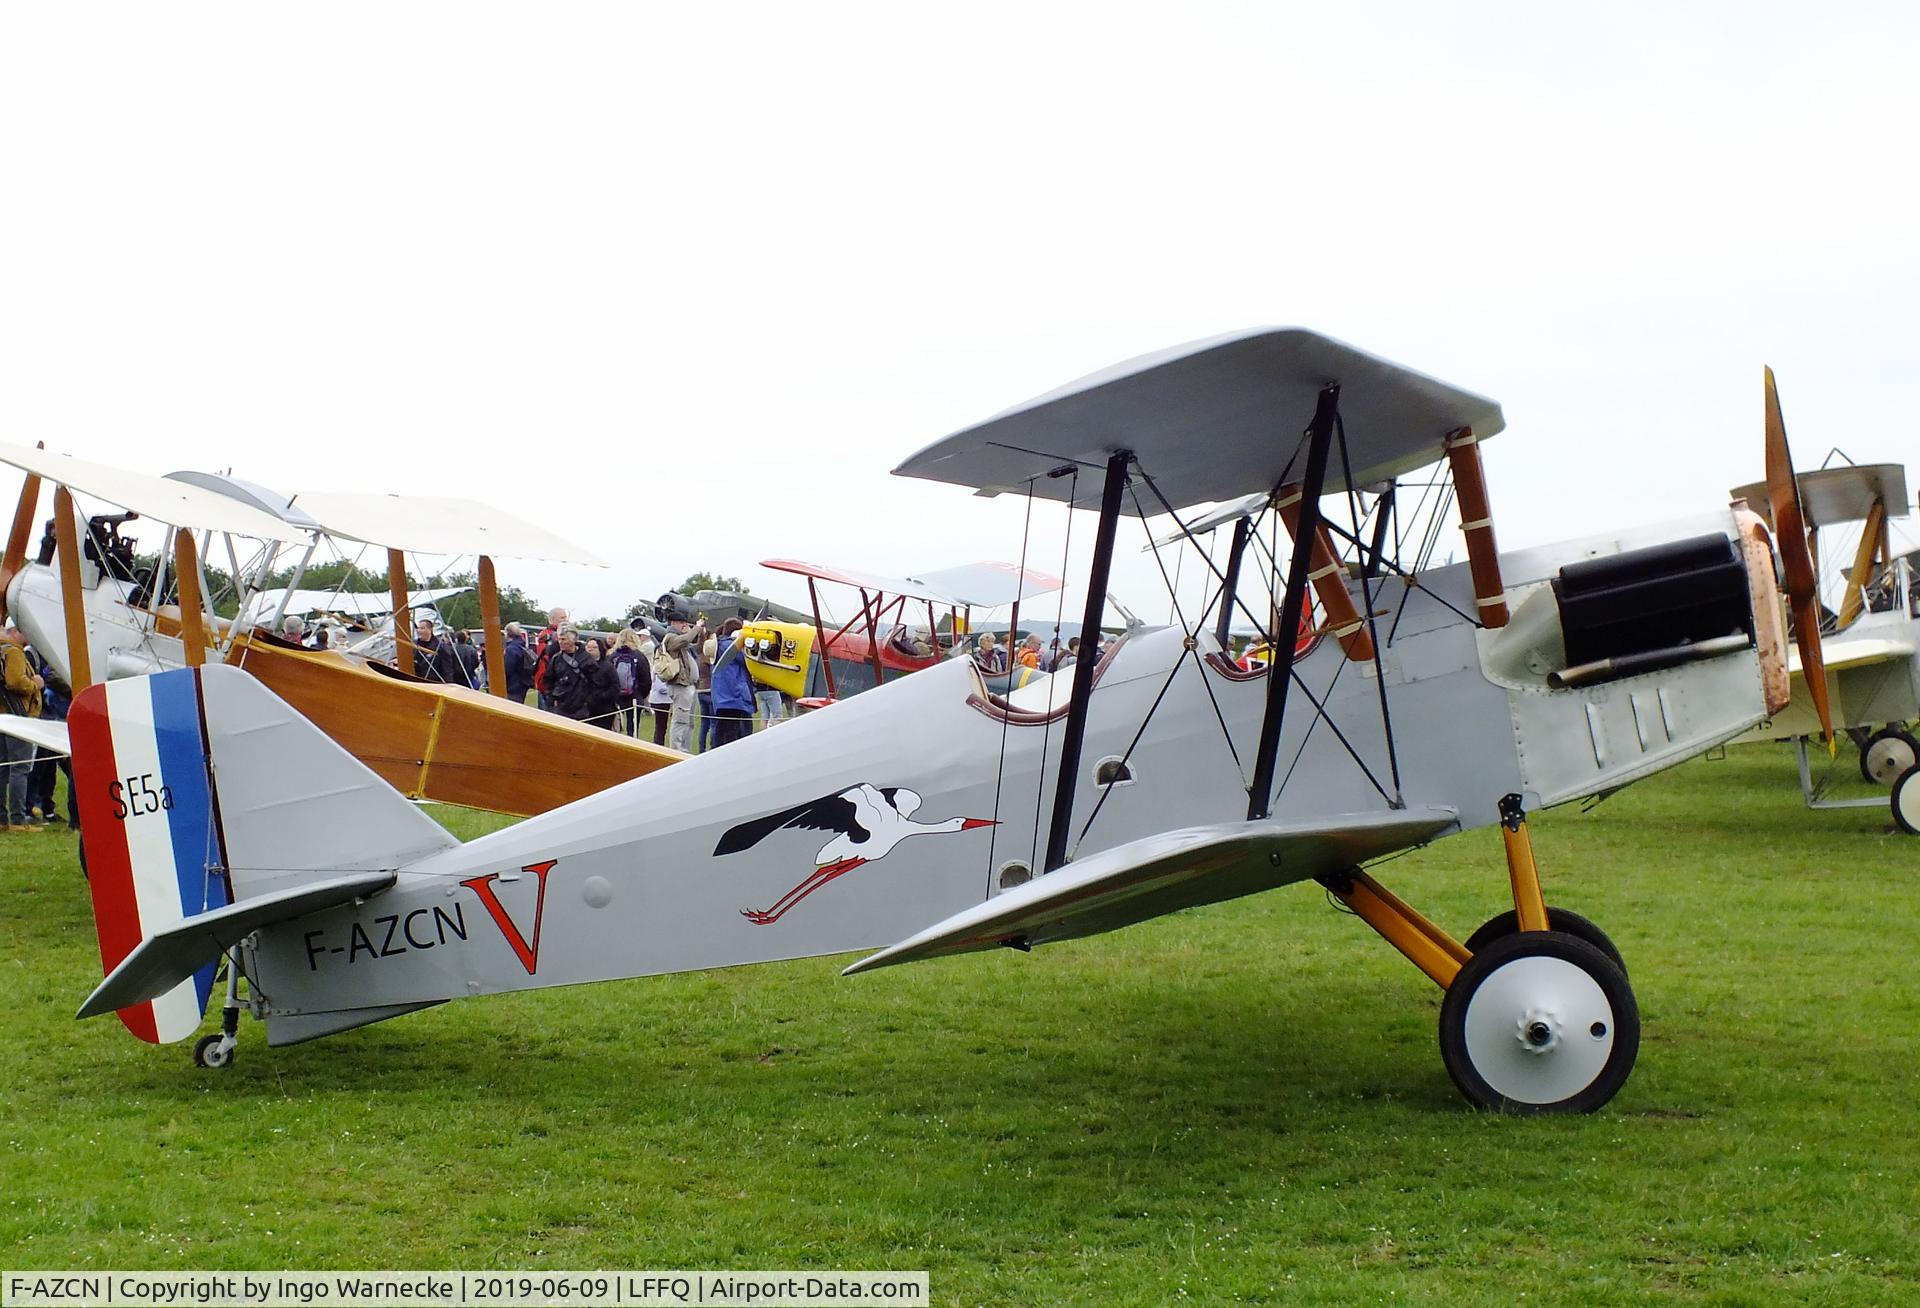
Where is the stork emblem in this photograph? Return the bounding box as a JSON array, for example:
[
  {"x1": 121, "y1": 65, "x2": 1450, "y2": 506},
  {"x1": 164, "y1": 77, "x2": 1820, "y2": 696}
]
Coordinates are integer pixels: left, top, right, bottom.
[{"x1": 714, "y1": 783, "x2": 997, "y2": 924}]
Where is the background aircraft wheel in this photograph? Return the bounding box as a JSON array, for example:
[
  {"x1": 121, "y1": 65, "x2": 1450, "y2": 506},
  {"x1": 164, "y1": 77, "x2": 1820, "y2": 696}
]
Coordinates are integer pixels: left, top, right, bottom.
[
  {"x1": 1463, "y1": 906, "x2": 1625, "y2": 975},
  {"x1": 1439, "y1": 931, "x2": 1638, "y2": 1114},
  {"x1": 1861, "y1": 727, "x2": 1920, "y2": 786},
  {"x1": 192, "y1": 1034, "x2": 234, "y2": 1070},
  {"x1": 1892, "y1": 765, "x2": 1920, "y2": 836}
]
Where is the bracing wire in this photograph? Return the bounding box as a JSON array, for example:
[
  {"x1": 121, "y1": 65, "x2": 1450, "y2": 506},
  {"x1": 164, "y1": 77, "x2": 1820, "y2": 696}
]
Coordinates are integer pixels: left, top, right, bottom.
[{"x1": 983, "y1": 475, "x2": 1038, "y2": 893}]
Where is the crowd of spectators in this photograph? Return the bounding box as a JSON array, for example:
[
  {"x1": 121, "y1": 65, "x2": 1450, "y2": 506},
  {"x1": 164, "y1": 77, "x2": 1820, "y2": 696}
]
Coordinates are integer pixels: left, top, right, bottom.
[
  {"x1": 967, "y1": 630, "x2": 1084, "y2": 676},
  {"x1": 266, "y1": 596, "x2": 1107, "y2": 758},
  {"x1": 333, "y1": 597, "x2": 794, "y2": 754}
]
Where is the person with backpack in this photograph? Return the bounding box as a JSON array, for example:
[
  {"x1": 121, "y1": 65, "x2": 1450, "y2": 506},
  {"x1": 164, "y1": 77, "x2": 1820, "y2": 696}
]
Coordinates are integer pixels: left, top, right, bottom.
[
  {"x1": 610, "y1": 626, "x2": 650, "y2": 735},
  {"x1": 642, "y1": 630, "x2": 674, "y2": 746},
  {"x1": 655, "y1": 594, "x2": 706, "y2": 753},
  {"x1": 503, "y1": 622, "x2": 538, "y2": 704}
]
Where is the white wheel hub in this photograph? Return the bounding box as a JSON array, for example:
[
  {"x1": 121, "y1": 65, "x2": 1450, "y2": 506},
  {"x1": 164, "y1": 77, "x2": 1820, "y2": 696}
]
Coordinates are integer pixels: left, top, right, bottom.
[
  {"x1": 1895, "y1": 771, "x2": 1920, "y2": 833},
  {"x1": 1867, "y1": 736, "x2": 1917, "y2": 785},
  {"x1": 1515, "y1": 1006, "x2": 1562, "y2": 1055},
  {"x1": 1464, "y1": 955, "x2": 1615, "y2": 1104}
]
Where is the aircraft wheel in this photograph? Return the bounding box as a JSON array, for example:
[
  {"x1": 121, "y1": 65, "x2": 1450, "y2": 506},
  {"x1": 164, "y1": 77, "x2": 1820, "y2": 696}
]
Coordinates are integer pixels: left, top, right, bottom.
[
  {"x1": 1439, "y1": 931, "x2": 1638, "y2": 1114},
  {"x1": 192, "y1": 1034, "x2": 234, "y2": 1070},
  {"x1": 1892, "y1": 765, "x2": 1920, "y2": 836},
  {"x1": 1861, "y1": 727, "x2": 1920, "y2": 786},
  {"x1": 1463, "y1": 906, "x2": 1625, "y2": 975}
]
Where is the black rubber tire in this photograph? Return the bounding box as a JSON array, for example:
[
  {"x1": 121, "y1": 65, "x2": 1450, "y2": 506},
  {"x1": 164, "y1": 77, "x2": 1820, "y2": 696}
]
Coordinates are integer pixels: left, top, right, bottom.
[
  {"x1": 1861, "y1": 727, "x2": 1920, "y2": 786},
  {"x1": 1463, "y1": 906, "x2": 1626, "y2": 976},
  {"x1": 1892, "y1": 765, "x2": 1920, "y2": 837},
  {"x1": 192, "y1": 1033, "x2": 234, "y2": 1070},
  {"x1": 1440, "y1": 930, "x2": 1639, "y2": 1115}
]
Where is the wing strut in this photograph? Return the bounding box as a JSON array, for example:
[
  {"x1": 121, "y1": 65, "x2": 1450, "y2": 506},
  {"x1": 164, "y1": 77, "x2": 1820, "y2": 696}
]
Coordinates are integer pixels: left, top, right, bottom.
[
  {"x1": 1043, "y1": 450, "x2": 1131, "y2": 873},
  {"x1": 1213, "y1": 515, "x2": 1253, "y2": 647},
  {"x1": 1249, "y1": 384, "x2": 1340, "y2": 820}
]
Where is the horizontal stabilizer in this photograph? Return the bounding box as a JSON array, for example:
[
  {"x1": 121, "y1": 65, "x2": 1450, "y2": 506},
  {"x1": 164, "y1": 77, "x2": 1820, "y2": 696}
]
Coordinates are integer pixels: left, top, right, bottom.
[
  {"x1": 0, "y1": 714, "x2": 69, "y2": 757},
  {"x1": 845, "y1": 807, "x2": 1458, "y2": 975},
  {"x1": 77, "y1": 870, "x2": 396, "y2": 1020}
]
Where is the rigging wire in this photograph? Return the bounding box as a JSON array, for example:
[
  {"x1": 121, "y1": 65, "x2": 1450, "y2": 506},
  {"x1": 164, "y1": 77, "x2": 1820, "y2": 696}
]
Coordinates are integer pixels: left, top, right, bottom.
[{"x1": 983, "y1": 475, "x2": 1038, "y2": 894}]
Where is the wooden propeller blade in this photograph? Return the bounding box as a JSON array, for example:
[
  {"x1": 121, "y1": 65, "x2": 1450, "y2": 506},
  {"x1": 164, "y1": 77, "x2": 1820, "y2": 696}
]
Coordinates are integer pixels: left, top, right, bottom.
[{"x1": 1764, "y1": 366, "x2": 1833, "y2": 746}]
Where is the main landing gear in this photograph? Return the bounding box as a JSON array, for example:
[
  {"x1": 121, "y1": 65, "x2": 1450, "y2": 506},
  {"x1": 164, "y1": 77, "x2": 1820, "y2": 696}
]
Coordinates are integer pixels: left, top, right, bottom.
[
  {"x1": 1318, "y1": 793, "x2": 1639, "y2": 1113},
  {"x1": 1797, "y1": 728, "x2": 1920, "y2": 835}
]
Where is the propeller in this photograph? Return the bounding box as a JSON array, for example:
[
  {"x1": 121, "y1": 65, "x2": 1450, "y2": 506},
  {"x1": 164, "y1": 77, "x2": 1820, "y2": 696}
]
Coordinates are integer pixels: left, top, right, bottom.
[{"x1": 1764, "y1": 365, "x2": 1834, "y2": 749}]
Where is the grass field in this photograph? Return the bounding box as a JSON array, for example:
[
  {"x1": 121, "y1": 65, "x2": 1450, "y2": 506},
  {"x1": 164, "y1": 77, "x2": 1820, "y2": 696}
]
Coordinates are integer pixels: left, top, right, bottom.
[{"x1": 2, "y1": 744, "x2": 1915, "y2": 1305}]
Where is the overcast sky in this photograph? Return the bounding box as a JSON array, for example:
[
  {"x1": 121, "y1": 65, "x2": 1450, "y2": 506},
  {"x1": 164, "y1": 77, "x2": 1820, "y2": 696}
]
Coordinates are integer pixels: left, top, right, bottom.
[{"x1": 2, "y1": 4, "x2": 1914, "y2": 628}]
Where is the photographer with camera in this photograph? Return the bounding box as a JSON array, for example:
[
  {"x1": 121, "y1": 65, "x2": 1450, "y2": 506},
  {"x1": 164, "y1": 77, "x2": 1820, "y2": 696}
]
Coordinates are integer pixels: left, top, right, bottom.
[{"x1": 653, "y1": 594, "x2": 707, "y2": 753}]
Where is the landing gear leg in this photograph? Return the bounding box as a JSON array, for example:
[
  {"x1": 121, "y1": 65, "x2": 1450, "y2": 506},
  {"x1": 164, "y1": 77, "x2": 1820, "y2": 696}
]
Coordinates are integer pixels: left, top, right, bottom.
[
  {"x1": 192, "y1": 947, "x2": 243, "y2": 1070},
  {"x1": 1321, "y1": 793, "x2": 1639, "y2": 1113}
]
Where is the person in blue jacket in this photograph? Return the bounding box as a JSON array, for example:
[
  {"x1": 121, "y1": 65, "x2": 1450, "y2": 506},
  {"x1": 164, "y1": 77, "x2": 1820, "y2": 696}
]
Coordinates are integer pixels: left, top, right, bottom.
[{"x1": 708, "y1": 618, "x2": 757, "y2": 747}]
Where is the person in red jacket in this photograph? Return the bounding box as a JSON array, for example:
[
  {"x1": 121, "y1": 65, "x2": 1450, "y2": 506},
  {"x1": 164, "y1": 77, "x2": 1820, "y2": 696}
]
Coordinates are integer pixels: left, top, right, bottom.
[{"x1": 532, "y1": 606, "x2": 568, "y2": 711}]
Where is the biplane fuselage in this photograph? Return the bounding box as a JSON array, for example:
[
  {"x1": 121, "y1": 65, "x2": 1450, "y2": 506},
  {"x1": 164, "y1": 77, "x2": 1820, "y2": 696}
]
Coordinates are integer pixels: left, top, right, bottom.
[{"x1": 170, "y1": 512, "x2": 1778, "y2": 1045}]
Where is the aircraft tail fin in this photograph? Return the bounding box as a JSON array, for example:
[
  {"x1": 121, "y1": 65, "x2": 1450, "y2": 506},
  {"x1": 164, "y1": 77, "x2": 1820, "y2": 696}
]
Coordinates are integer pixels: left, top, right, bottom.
[{"x1": 70, "y1": 666, "x2": 457, "y2": 1043}]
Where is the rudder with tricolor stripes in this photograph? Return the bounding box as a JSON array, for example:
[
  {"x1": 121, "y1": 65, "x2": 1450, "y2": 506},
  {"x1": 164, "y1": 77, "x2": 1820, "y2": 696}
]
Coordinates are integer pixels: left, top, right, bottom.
[{"x1": 70, "y1": 668, "x2": 230, "y2": 1043}]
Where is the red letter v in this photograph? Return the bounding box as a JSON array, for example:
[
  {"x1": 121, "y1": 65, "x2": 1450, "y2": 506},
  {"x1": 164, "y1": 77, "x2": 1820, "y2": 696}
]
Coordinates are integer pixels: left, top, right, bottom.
[{"x1": 460, "y1": 860, "x2": 557, "y2": 975}]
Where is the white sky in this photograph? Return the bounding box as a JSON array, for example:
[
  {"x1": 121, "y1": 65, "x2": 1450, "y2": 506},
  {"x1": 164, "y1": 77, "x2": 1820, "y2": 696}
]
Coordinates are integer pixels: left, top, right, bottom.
[{"x1": 3, "y1": 4, "x2": 1915, "y2": 628}]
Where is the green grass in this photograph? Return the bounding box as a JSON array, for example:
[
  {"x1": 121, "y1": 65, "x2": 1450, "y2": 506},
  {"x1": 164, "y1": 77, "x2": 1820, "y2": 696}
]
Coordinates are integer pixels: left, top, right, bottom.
[{"x1": 1, "y1": 746, "x2": 1915, "y2": 1305}]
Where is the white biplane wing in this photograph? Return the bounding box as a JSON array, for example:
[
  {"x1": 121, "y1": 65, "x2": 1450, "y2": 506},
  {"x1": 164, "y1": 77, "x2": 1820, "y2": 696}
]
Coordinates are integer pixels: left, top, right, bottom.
[
  {"x1": 0, "y1": 714, "x2": 70, "y2": 757},
  {"x1": 762, "y1": 558, "x2": 1063, "y2": 608},
  {"x1": 0, "y1": 441, "x2": 297, "y2": 538},
  {"x1": 1731, "y1": 463, "x2": 1910, "y2": 530},
  {"x1": 845, "y1": 807, "x2": 1459, "y2": 975},
  {"x1": 894, "y1": 328, "x2": 1504, "y2": 511},
  {"x1": 285, "y1": 491, "x2": 607, "y2": 566}
]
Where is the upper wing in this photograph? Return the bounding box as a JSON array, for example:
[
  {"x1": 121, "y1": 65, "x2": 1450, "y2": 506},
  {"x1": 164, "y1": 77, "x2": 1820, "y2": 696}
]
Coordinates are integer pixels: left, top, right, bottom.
[
  {"x1": 762, "y1": 558, "x2": 1062, "y2": 609},
  {"x1": 907, "y1": 562, "x2": 1065, "y2": 608},
  {"x1": 0, "y1": 440, "x2": 294, "y2": 539},
  {"x1": 844, "y1": 807, "x2": 1459, "y2": 975},
  {"x1": 288, "y1": 492, "x2": 607, "y2": 566},
  {"x1": 892, "y1": 328, "x2": 1504, "y2": 514}
]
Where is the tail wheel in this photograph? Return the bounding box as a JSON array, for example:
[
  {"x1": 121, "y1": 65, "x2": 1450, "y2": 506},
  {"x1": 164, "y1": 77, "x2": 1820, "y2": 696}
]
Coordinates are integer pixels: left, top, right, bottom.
[
  {"x1": 1463, "y1": 906, "x2": 1626, "y2": 976},
  {"x1": 1861, "y1": 727, "x2": 1920, "y2": 786},
  {"x1": 192, "y1": 1034, "x2": 235, "y2": 1070},
  {"x1": 1440, "y1": 931, "x2": 1639, "y2": 1114},
  {"x1": 1892, "y1": 765, "x2": 1920, "y2": 837}
]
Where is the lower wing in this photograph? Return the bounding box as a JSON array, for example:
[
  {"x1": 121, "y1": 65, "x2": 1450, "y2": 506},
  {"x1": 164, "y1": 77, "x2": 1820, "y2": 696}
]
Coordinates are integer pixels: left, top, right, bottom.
[{"x1": 845, "y1": 807, "x2": 1459, "y2": 975}]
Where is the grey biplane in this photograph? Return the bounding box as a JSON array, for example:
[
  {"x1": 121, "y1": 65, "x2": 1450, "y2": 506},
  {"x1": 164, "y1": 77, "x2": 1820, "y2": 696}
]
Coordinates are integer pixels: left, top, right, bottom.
[
  {"x1": 70, "y1": 329, "x2": 1820, "y2": 1114},
  {"x1": 1731, "y1": 439, "x2": 1920, "y2": 831}
]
